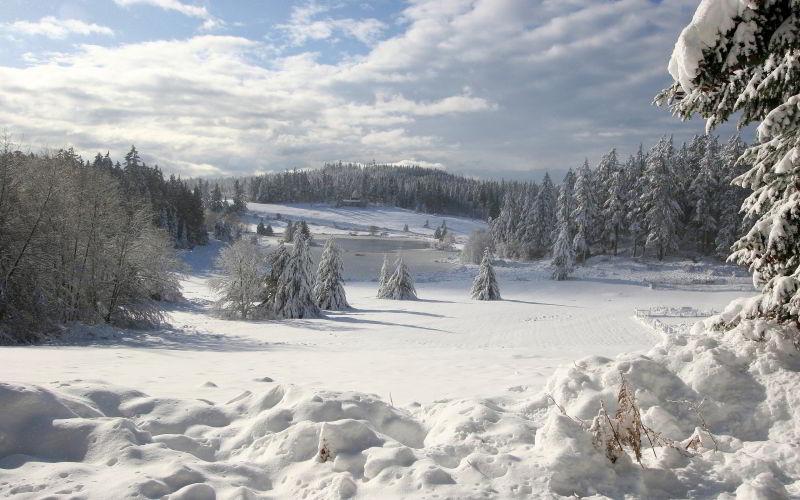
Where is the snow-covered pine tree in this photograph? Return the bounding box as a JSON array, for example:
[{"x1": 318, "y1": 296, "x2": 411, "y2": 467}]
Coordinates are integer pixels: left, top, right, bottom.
[
  {"x1": 403, "y1": 224, "x2": 409, "y2": 232},
  {"x1": 383, "y1": 257, "x2": 417, "y2": 300},
  {"x1": 210, "y1": 183, "x2": 225, "y2": 212},
  {"x1": 533, "y1": 173, "x2": 557, "y2": 255},
  {"x1": 313, "y1": 238, "x2": 349, "y2": 310},
  {"x1": 283, "y1": 221, "x2": 295, "y2": 243},
  {"x1": 264, "y1": 223, "x2": 274, "y2": 236},
  {"x1": 298, "y1": 220, "x2": 312, "y2": 241},
  {"x1": 471, "y1": 249, "x2": 501, "y2": 300},
  {"x1": 552, "y1": 183, "x2": 575, "y2": 280},
  {"x1": 377, "y1": 254, "x2": 392, "y2": 298},
  {"x1": 690, "y1": 136, "x2": 720, "y2": 254},
  {"x1": 572, "y1": 159, "x2": 596, "y2": 263},
  {"x1": 642, "y1": 136, "x2": 682, "y2": 260},
  {"x1": 624, "y1": 151, "x2": 647, "y2": 257},
  {"x1": 603, "y1": 168, "x2": 627, "y2": 255},
  {"x1": 714, "y1": 135, "x2": 749, "y2": 258},
  {"x1": 273, "y1": 232, "x2": 320, "y2": 318},
  {"x1": 514, "y1": 191, "x2": 537, "y2": 259},
  {"x1": 231, "y1": 179, "x2": 247, "y2": 213},
  {"x1": 259, "y1": 242, "x2": 289, "y2": 312},
  {"x1": 257, "y1": 218, "x2": 267, "y2": 235},
  {"x1": 657, "y1": 0, "x2": 800, "y2": 323},
  {"x1": 594, "y1": 148, "x2": 619, "y2": 245}
]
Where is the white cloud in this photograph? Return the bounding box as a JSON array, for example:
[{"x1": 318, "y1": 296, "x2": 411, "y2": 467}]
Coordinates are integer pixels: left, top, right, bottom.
[
  {"x1": 0, "y1": 35, "x2": 481, "y2": 174},
  {"x1": 4, "y1": 17, "x2": 113, "y2": 39},
  {"x1": 113, "y1": 0, "x2": 223, "y2": 30},
  {"x1": 278, "y1": 2, "x2": 386, "y2": 46},
  {"x1": 0, "y1": 0, "x2": 722, "y2": 178}
]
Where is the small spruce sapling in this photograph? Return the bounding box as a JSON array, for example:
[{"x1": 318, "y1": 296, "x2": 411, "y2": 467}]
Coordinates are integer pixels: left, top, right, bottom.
[
  {"x1": 471, "y1": 249, "x2": 501, "y2": 300},
  {"x1": 382, "y1": 257, "x2": 417, "y2": 300},
  {"x1": 377, "y1": 254, "x2": 392, "y2": 298},
  {"x1": 313, "y1": 238, "x2": 349, "y2": 310}
]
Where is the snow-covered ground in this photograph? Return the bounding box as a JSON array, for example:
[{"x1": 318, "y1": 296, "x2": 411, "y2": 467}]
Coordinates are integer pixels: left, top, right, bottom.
[
  {"x1": 6, "y1": 204, "x2": 794, "y2": 499},
  {"x1": 245, "y1": 202, "x2": 486, "y2": 241}
]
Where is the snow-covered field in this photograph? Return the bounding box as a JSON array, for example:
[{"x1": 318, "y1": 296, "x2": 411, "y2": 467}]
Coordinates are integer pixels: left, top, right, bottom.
[{"x1": 5, "y1": 203, "x2": 795, "y2": 499}]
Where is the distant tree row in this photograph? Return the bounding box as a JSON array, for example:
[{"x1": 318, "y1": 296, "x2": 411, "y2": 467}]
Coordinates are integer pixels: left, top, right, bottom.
[
  {"x1": 240, "y1": 162, "x2": 507, "y2": 219},
  {"x1": 95, "y1": 146, "x2": 207, "y2": 249},
  {"x1": 492, "y1": 134, "x2": 749, "y2": 263},
  {"x1": 0, "y1": 143, "x2": 185, "y2": 343}
]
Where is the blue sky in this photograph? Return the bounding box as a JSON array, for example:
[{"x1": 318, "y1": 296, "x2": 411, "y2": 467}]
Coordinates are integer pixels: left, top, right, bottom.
[{"x1": 0, "y1": 0, "x2": 739, "y2": 179}]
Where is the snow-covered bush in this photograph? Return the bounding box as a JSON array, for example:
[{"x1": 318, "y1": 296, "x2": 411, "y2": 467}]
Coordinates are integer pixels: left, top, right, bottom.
[
  {"x1": 0, "y1": 147, "x2": 182, "y2": 343},
  {"x1": 313, "y1": 238, "x2": 349, "y2": 310},
  {"x1": 432, "y1": 232, "x2": 455, "y2": 251},
  {"x1": 470, "y1": 249, "x2": 501, "y2": 300},
  {"x1": 460, "y1": 229, "x2": 493, "y2": 264},
  {"x1": 210, "y1": 239, "x2": 265, "y2": 320}
]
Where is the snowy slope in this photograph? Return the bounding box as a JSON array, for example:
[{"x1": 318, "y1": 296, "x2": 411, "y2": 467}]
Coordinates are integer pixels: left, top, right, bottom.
[{"x1": 245, "y1": 202, "x2": 487, "y2": 241}]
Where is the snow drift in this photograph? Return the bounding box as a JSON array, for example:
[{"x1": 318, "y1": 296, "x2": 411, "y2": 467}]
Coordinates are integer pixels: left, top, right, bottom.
[{"x1": 2, "y1": 320, "x2": 799, "y2": 498}]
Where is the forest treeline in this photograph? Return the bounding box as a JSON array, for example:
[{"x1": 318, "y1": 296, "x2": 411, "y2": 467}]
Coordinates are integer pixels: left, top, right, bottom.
[
  {"x1": 237, "y1": 162, "x2": 507, "y2": 219},
  {"x1": 203, "y1": 132, "x2": 748, "y2": 262},
  {"x1": 0, "y1": 144, "x2": 207, "y2": 343},
  {"x1": 492, "y1": 133, "x2": 748, "y2": 262}
]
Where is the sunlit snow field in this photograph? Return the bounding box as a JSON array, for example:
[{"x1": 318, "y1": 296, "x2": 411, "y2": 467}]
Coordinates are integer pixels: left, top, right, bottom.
[{"x1": 0, "y1": 203, "x2": 750, "y2": 405}]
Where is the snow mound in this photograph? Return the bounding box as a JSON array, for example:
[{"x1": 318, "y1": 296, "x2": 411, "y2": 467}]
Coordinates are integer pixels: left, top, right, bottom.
[{"x1": 2, "y1": 322, "x2": 800, "y2": 498}]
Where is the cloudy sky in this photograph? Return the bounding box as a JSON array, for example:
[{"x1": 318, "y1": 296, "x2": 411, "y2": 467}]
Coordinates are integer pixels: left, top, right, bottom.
[{"x1": 0, "y1": 0, "x2": 735, "y2": 179}]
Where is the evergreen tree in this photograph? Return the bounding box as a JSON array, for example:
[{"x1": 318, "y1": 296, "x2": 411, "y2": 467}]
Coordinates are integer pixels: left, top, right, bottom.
[
  {"x1": 714, "y1": 135, "x2": 749, "y2": 258},
  {"x1": 656, "y1": 0, "x2": 800, "y2": 323},
  {"x1": 283, "y1": 221, "x2": 295, "y2": 243},
  {"x1": 572, "y1": 159, "x2": 596, "y2": 262},
  {"x1": 298, "y1": 220, "x2": 312, "y2": 241},
  {"x1": 259, "y1": 243, "x2": 289, "y2": 312},
  {"x1": 594, "y1": 148, "x2": 619, "y2": 243},
  {"x1": 257, "y1": 218, "x2": 267, "y2": 235},
  {"x1": 377, "y1": 254, "x2": 392, "y2": 298},
  {"x1": 533, "y1": 173, "x2": 557, "y2": 256},
  {"x1": 642, "y1": 137, "x2": 682, "y2": 260},
  {"x1": 471, "y1": 249, "x2": 501, "y2": 300},
  {"x1": 602, "y1": 168, "x2": 627, "y2": 255},
  {"x1": 625, "y1": 147, "x2": 648, "y2": 257},
  {"x1": 690, "y1": 136, "x2": 720, "y2": 254},
  {"x1": 264, "y1": 223, "x2": 274, "y2": 236},
  {"x1": 595, "y1": 148, "x2": 617, "y2": 193},
  {"x1": 273, "y1": 233, "x2": 320, "y2": 318},
  {"x1": 231, "y1": 179, "x2": 247, "y2": 213},
  {"x1": 314, "y1": 238, "x2": 348, "y2": 310},
  {"x1": 210, "y1": 183, "x2": 225, "y2": 212},
  {"x1": 382, "y1": 257, "x2": 417, "y2": 300},
  {"x1": 552, "y1": 184, "x2": 575, "y2": 280}
]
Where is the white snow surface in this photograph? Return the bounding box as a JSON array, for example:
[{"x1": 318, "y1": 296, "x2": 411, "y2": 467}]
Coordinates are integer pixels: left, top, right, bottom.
[
  {"x1": 245, "y1": 202, "x2": 486, "y2": 241},
  {"x1": 3, "y1": 204, "x2": 798, "y2": 498}
]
